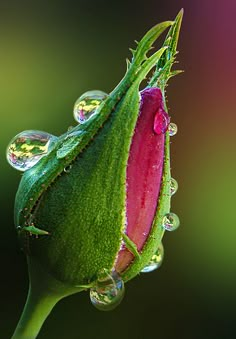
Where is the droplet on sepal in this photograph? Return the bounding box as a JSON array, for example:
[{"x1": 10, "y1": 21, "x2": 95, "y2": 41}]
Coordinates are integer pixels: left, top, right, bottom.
[
  {"x1": 170, "y1": 177, "x2": 178, "y2": 196},
  {"x1": 90, "y1": 270, "x2": 125, "y2": 311},
  {"x1": 168, "y1": 122, "x2": 178, "y2": 136},
  {"x1": 153, "y1": 108, "x2": 170, "y2": 135},
  {"x1": 73, "y1": 90, "x2": 108, "y2": 123},
  {"x1": 6, "y1": 130, "x2": 57, "y2": 171},
  {"x1": 162, "y1": 212, "x2": 180, "y2": 231},
  {"x1": 64, "y1": 164, "x2": 72, "y2": 173},
  {"x1": 141, "y1": 242, "x2": 164, "y2": 273}
]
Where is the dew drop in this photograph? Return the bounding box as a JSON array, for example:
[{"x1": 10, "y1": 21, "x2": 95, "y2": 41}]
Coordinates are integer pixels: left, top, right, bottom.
[
  {"x1": 168, "y1": 122, "x2": 178, "y2": 136},
  {"x1": 90, "y1": 270, "x2": 125, "y2": 311},
  {"x1": 6, "y1": 130, "x2": 57, "y2": 171},
  {"x1": 162, "y1": 212, "x2": 180, "y2": 231},
  {"x1": 141, "y1": 242, "x2": 164, "y2": 273},
  {"x1": 73, "y1": 90, "x2": 108, "y2": 124},
  {"x1": 64, "y1": 164, "x2": 72, "y2": 173},
  {"x1": 170, "y1": 178, "x2": 178, "y2": 196},
  {"x1": 153, "y1": 108, "x2": 170, "y2": 135}
]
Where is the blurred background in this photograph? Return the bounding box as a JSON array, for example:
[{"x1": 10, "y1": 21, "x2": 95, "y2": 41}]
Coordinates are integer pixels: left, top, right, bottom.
[{"x1": 0, "y1": 0, "x2": 235, "y2": 338}]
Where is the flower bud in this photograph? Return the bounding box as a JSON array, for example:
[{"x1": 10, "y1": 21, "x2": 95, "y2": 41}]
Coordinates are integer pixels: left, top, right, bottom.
[{"x1": 9, "y1": 10, "x2": 183, "y2": 339}]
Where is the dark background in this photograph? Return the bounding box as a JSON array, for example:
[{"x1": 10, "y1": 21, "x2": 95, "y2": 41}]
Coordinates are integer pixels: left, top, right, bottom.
[{"x1": 1, "y1": 0, "x2": 236, "y2": 338}]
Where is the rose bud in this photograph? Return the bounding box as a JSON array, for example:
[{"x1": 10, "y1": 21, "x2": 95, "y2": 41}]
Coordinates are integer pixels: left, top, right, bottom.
[{"x1": 8, "y1": 10, "x2": 183, "y2": 339}]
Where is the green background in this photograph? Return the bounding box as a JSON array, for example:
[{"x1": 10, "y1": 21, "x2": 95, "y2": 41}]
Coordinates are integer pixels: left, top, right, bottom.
[{"x1": 1, "y1": 0, "x2": 235, "y2": 338}]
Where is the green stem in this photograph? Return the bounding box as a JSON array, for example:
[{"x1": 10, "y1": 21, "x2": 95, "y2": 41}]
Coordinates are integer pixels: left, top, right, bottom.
[
  {"x1": 12, "y1": 287, "x2": 60, "y2": 339},
  {"x1": 12, "y1": 257, "x2": 82, "y2": 339}
]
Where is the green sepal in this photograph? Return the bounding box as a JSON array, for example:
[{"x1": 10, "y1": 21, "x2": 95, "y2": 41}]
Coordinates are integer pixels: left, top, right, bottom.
[
  {"x1": 128, "y1": 20, "x2": 173, "y2": 68},
  {"x1": 28, "y1": 84, "x2": 141, "y2": 285},
  {"x1": 149, "y1": 9, "x2": 183, "y2": 90},
  {"x1": 122, "y1": 233, "x2": 141, "y2": 259}
]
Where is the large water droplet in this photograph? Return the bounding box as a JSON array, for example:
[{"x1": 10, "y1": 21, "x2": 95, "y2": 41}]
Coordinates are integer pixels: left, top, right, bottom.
[
  {"x1": 153, "y1": 108, "x2": 170, "y2": 135},
  {"x1": 90, "y1": 270, "x2": 125, "y2": 311},
  {"x1": 141, "y1": 242, "x2": 164, "y2": 273},
  {"x1": 162, "y1": 212, "x2": 180, "y2": 231},
  {"x1": 168, "y1": 122, "x2": 178, "y2": 136},
  {"x1": 170, "y1": 178, "x2": 178, "y2": 196},
  {"x1": 6, "y1": 130, "x2": 56, "y2": 171},
  {"x1": 73, "y1": 90, "x2": 108, "y2": 124}
]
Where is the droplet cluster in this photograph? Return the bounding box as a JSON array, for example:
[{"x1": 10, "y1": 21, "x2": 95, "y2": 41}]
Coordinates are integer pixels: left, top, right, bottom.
[{"x1": 142, "y1": 114, "x2": 180, "y2": 274}]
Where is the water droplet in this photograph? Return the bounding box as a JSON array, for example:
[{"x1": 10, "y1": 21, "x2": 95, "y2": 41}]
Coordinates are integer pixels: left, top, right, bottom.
[
  {"x1": 73, "y1": 90, "x2": 108, "y2": 124},
  {"x1": 6, "y1": 130, "x2": 57, "y2": 171},
  {"x1": 153, "y1": 108, "x2": 170, "y2": 135},
  {"x1": 141, "y1": 242, "x2": 164, "y2": 273},
  {"x1": 170, "y1": 178, "x2": 178, "y2": 196},
  {"x1": 64, "y1": 164, "x2": 72, "y2": 173},
  {"x1": 168, "y1": 122, "x2": 178, "y2": 136},
  {"x1": 90, "y1": 270, "x2": 125, "y2": 311},
  {"x1": 162, "y1": 212, "x2": 180, "y2": 231}
]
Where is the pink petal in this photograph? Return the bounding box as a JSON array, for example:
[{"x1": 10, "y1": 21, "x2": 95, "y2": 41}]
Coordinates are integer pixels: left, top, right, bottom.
[{"x1": 116, "y1": 87, "x2": 167, "y2": 272}]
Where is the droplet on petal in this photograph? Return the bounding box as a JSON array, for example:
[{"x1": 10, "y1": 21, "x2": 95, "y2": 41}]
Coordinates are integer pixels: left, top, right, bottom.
[
  {"x1": 170, "y1": 177, "x2": 178, "y2": 196},
  {"x1": 162, "y1": 212, "x2": 180, "y2": 231},
  {"x1": 141, "y1": 242, "x2": 164, "y2": 273},
  {"x1": 90, "y1": 270, "x2": 125, "y2": 311},
  {"x1": 6, "y1": 130, "x2": 57, "y2": 171},
  {"x1": 168, "y1": 122, "x2": 178, "y2": 136},
  {"x1": 153, "y1": 108, "x2": 170, "y2": 135},
  {"x1": 73, "y1": 90, "x2": 108, "y2": 123}
]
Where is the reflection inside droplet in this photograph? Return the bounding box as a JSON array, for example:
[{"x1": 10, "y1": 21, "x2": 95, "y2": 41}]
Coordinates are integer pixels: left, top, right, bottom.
[
  {"x1": 141, "y1": 242, "x2": 164, "y2": 273},
  {"x1": 170, "y1": 177, "x2": 178, "y2": 196},
  {"x1": 168, "y1": 122, "x2": 178, "y2": 136},
  {"x1": 6, "y1": 130, "x2": 56, "y2": 171},
  {"x1": 73, "y1": 90, "x2": 108, "y2": 124},
  {"x1": 90, "y1": 270, "x2": 125, "y2": 311},
  {"x1": 162, "y1": 212, "x2": 180, "y2": 231}
]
